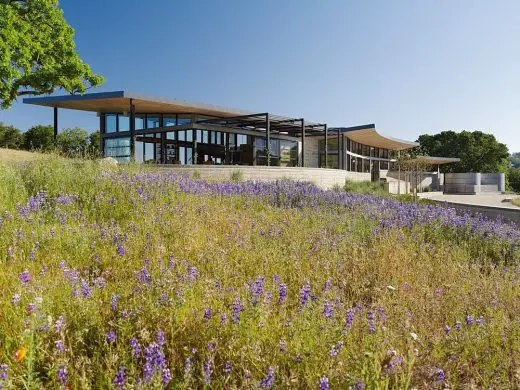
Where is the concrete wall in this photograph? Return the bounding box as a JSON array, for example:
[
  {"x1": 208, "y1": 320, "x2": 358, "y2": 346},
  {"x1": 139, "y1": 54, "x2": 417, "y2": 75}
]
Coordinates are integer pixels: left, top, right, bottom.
[
  {"x1": 157, "y1": 165, "x2": 370, "y2": 189},
  {"x1": 432, "y1": 200, "x2": 520, "y2": 225},
  {"x1": 304, "y1": 137, "x2": 320, "y2": 168},
  {"x1": 444, "y1": 173, "x2": 505, "y2": 194},
  {"x1": 382, "y1": 171, "x2": 443, "y2": 194}
]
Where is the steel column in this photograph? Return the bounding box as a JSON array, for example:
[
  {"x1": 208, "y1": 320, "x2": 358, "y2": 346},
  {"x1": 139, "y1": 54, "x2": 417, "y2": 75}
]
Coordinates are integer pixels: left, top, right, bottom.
[
  {"x1": 160, "y1": 115, "x2": 166, "y2": 164},
  {"x1": 99, "y1": 113, "x2": 105, "y2": 157},
  {"x1": 266, "y1": 113, "x2": 270, "y2": 166},
  {"x1": 129, "y1": 99, "x2": 135, "y2": 161},
  {"x1": 324, "y1": 124, "x2": 328, "y2": 168},
  {"x1": 301, "y1": 118, "x2": 305, "y2": 167},
  {"x1": 337, "y1": 127, "x2": 341, "y2": 169}
]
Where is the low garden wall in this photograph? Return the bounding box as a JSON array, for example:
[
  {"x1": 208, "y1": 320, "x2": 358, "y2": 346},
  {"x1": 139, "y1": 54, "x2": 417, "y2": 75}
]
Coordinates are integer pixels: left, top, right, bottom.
[
  {"x1": 157, "y1": 165, "x2": 371, "y2": 189},
  {"x1": 444, "y1": 173, "x2": 505, "y2": 194}
]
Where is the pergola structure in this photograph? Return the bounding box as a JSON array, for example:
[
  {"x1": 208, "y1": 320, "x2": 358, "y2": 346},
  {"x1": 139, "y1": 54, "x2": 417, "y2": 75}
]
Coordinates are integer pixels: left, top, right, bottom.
[{"x1": 24, "y1": 91, "x2": 335, "y2": 167}]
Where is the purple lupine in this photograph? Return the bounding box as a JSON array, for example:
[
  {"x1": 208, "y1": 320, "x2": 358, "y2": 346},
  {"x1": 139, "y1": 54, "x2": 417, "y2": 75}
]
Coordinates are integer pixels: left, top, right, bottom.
[
  {"x1": 55, "y1": 316, "x2": 65, "y2": 333},
  {"x1": 116, "y1": 244, "x2": 125, "y2": 257},
  {"x1": 466, "y1": 315, "x2": 474, "y2": 326},
  {"x1": 184, "y1": 357, "x2": 192, "y2": 378},
  {"x1": 57, "y1": 365, "x2": 67, "y2": 385},
  {"x1": 19, "y1": 270, "x2": 31, "y2": 284},
  {"x1": 11, "y1": 294, "x2": 21, "y2": 305},
  {"x1": 220, "y1": 313, "x2": 228, "y2": 325},
  {"x1": 436, "y1": 368, "x2": 445, "y2": 383},
  {"x1": 80, "y1": 279, "x2": 92, "y2": 298},
  {"x1": 40, "y1": 265, "x2": 47, "y2": 276},
  {"x1": 130, "y1": 338, "x2": 141, "y2": 358},
  {"x1": 251, "y1": 277, "x2": 265, "y2": 302},
  {"x1": 244, "y1": 369, "x2": 252, "y2": 382},
  {"x1": 259, "y1": 367, "x2": 275, "y2": 388},
  {"x1": 111, "y1": 294, "x2": 120, "y2": 311},
  {"x1": 444, "y1": 325, "x2": 451, "y2": 334},
  {"x1": 476, "y1": 315, "x2": 484, "y2": 326},
  {"x1": 162, "y1": 368, "x2": 172, "y2": 386},
  {"x1": 232, "y1": 297, "x2": 241, "y2": 323},
  {"x1": 106, "y1": 329, "x2": 116, "y2": 344},
  {"x1": 323, "y1": 301, "x2": 334, "y2": 320},
  {"x1": 0, "y1": 363, "x2": 7, "y2": 383},
  {"x1": 323, "y1": 279, "x2": 332, "y2": 292},
  {"x1": 187, "y1": 266, "x2": 198, "y2": 283},
  {"x1": 278, "y1": 282, "x2": 287, "y2": 305},
  {"x1": 345, "y1": 308, "x2": 355, "y2": 329},
  {"x1": 206, "y1": 342, "x2": 216, "y2": 352},
  {"x1": 454, "y1": 321, "x2": 462, "y2": 330},
  {"x1": 384, "y1": 355, "x2": 404, "y2": 374},
  {"x1": 352, "y1": 379, "x2": 366, "y2": 389},
  {"x1": 299, "y1": 283, "x2": 311, "y2": 306},
  {"x1": 319, "y1": 376, "x2": 330, "y2": 390},
  {"x1": 279, "y1": 340, "x2": 286, "y2": 353},
  {"x1": 55, "y1": 339, "x2": 65, "y2": 354},
  {"x1": 224, "y1": 361, "x2": 232, "y2": 376},
  {"x1": 204, "y1": 308, "x2": 212, "y2": 320},
  {"x1": 367, "y1": 309, "x2": 376, "y2": 334},
  {"x1": 203, "y1": 360, "x2": 213, "y2": 384},
  {"x1": 113, "y1": 366, "x2": 126, "y2": 388},
  {"x1": 156, "y1": 330, "x2": 165, "y2": 346}
]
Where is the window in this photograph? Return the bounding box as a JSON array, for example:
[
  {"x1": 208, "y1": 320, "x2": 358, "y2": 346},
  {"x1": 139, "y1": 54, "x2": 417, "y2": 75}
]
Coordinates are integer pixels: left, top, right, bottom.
[
  {"x1": 144, "y1": 143, "x2": 154, "y2": 162},
  {"x1": 135, "y1": 115, "x2": 145, "y2": 130},
  {"x1": 164, "y1": 116, "x2": 176, "y2": 127},
  {"x1": 105, "y1": 114, "x2": 117, "y2": 133},
  {"x1": 104, "y1": 137, "x2": 130, "y2": 162},
  {"x1": 280, "y1": 140, "x2": 298, "y2": 167},
  {"x1": 178, "y1": 115, "x2": 191, "y2": 125},
  {"x1": 167, "y1": 132, "x2": 175, "y2": 140},
  {"x1": 147, "y1": 116, "x2": 160, "y2": 129},
  {"x1": 178, "y1": 130, "x2": 185, "y2": 141},
  {"x1": 186, "y1": 129, "x2": 193, "y2": 142}
]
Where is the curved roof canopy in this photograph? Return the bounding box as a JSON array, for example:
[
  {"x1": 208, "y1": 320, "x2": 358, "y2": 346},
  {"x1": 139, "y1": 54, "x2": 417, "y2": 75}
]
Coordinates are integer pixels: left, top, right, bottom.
[
  {"x1": 23, "y1": 91, "x2": 250, "y2": 117},
  {"x1": 341, "y1": 126, "x2": 418, "y2": 151}
]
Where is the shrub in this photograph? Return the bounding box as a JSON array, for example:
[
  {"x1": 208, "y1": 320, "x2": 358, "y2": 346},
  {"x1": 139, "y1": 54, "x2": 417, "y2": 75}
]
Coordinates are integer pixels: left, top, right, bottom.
[
  {"x1": 230, "y1": 169, "x2": 243, "y2": 182},
  {"x1": 344, "y1": 180, "x2": 386, "y2": 196}
]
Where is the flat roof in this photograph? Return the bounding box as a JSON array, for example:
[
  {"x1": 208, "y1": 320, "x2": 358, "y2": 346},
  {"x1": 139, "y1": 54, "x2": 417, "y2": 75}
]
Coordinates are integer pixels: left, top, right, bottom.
[
  {"x1": 333, "y1": 125, "x2": 419, "y2": 151},
  {"x1": 409, "y1": 156, "x2": 461, "y2": 165},
  {"x1": 23, "y1": 91, "x2": 251, "y2": 117}
]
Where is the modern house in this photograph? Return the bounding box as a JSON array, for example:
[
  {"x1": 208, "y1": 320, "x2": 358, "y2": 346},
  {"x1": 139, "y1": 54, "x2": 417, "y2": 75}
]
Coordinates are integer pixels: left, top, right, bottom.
[{"x1": 24, "y1": 91, "x2": 458, "y2": 191}]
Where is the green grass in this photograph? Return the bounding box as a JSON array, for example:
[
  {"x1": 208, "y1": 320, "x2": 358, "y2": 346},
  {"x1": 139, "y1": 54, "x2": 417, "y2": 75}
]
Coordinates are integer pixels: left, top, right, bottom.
[
  {"x1": 344, "y1": 180, "x2": 387, "y2": 196},
  {"x1": 0, "y1": 156, "x2": 518, "y2": 388},
  {"x1": 512, "y1": 198, "x2": 520, "y2": 207}
]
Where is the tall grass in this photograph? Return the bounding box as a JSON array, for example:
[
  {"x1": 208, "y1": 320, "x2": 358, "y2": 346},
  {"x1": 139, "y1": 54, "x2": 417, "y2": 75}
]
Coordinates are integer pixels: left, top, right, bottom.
[{"x1": 0, "y1": 157, "x2": 519, "y2": 389}]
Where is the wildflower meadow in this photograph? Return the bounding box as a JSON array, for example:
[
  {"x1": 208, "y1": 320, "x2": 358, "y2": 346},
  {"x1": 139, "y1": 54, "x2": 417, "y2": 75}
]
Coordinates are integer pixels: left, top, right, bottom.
[{"x1": 0, "y1": 157, "x2": 519, "y2": 389}]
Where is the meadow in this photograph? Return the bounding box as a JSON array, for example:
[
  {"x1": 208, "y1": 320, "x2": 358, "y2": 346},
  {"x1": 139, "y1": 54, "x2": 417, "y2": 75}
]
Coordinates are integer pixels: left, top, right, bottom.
[{"x1": 0, "y1": 156, "x2": 519, "y2": 389}]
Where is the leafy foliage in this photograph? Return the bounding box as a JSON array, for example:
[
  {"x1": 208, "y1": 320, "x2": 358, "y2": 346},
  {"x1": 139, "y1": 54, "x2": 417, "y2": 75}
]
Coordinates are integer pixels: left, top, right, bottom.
[
  {"x1": 509, "y1": 152, "x2": 520, "y2": 169},
  {"x1": 417, "y1": 131, "x2": 509, "y2": 173},
  {"x1": 56, "y1": 127, "x2": 88, "y2": 157},
  {"x1": 23, "y1": 125, "x2": 54, "y2": 151},
  {"x1": 0, "y1": 0, "x2": 104, "y2": 109},
  {"x1": 507, "y1": 168, "x2": 520, "y2": 193},
  {"x1": 0, "y1": 122, "x2": 23, "y2": 148},
  {"x1": 87, "y1": 130, "x2": 100, "y2": 156}
]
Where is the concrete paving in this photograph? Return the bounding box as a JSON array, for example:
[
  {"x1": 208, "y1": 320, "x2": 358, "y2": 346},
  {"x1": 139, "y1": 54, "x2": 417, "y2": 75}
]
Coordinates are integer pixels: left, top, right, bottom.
[{"x1": 418, "y1": 192, "x2": 520, "y2": 210}]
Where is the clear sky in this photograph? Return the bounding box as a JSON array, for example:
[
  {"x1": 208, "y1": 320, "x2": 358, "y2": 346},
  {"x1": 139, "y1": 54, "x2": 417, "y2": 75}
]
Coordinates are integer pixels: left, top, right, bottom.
[{"x1": 2, "y1": 0, "x2": 520, "y2": 151}]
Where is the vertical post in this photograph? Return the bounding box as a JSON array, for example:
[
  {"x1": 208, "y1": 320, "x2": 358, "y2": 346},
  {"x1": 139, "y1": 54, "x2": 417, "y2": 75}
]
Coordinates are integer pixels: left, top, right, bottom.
[
  {"x1": 53, "y1": 107, "x2": 58, "y2": 143},
  {"x1": 397, "y1": 150, "x2": 401, "y2": 195},
  {"x1": 225, "y1": 132, "x2": 230, "y2": 164},
  {"x1": 129, "y1": 99, "x2": 135, "y2": 161},
  {"x1": 301, "y1": 118, "x2": 305, "y2": 167},
  {"x1": 337, "y1": 127, "x2": 341, "y2": 170},
  {"x1": 266, "y1": 113, "x2": 270, "y2": 166},
  {"x1": 324, "y1": 124, "x2": 328, "y2": 168},
  {"x1": 160, "y1": 115, "x2": 166, "y2": 164},
  {"x1": 99, "y1": 113, "x2": 105, "y2": 158},
  {"x1": 192, "y1": 115, "x2": 198, "y2": 166}
]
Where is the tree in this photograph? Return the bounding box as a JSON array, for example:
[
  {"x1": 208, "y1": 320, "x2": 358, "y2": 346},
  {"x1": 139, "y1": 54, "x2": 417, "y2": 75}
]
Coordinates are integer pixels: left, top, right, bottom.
[
  {"x1": 57, "y1": 127, "x2": 88, "y2": 157},
  {"x1": 0, "y1": 122, "x2": 23, "y2": 148},
  {"x1": 23, "y1": 125, "x2": 54, "y2": 151},
  {"x1": 417, "y1": 130, "x2": 509, "y2": 173},
  {"x1": 0, "y1": 0, "x2": 104, "y2": 109},
  {"x1": 88, "y1": 130, "x2": 100, "y2": 157},
  {"x1": 509, "y1": 152, "x2": 520, "y2": 169}
]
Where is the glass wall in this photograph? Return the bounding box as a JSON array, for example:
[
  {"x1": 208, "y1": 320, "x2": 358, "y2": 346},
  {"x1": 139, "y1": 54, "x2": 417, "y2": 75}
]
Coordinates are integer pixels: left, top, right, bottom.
[{"x1": 104, "y1": 137, "x2": 130, "y2": 163}]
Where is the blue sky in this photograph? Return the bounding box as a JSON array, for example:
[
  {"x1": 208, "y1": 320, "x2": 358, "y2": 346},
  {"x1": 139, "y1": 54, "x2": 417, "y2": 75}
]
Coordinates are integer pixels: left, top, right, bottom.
[{"x1": 3, "y1": 0, "x2": 520, "y2": 151}]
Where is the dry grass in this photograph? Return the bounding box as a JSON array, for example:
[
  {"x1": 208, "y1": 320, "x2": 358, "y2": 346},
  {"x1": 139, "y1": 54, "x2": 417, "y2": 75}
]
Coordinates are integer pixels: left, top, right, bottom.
[
  {"x1": 0, "y1": 148, "x2": 42, "y2": 163},
  {"x1": 512, "y1": 198, "x2": 520, "y2": 207}
]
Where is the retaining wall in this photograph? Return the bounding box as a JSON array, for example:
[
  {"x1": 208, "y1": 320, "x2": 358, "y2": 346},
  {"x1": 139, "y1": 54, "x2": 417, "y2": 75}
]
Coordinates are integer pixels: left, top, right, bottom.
[
  {"x1": 157, "y1": 165, "x2": 370, "y2": 189},
  {"x1": 432, "y1": 200, "x2": 520, "y2": 225},
  {"x1": 444, "y1": 173, "x2": 505, "y2": 194}
]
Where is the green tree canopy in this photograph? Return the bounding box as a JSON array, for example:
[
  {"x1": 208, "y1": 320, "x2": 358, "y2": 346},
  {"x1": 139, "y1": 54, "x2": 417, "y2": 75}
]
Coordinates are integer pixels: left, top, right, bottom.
[
  {"x1": 0, "y1": 122, "x2": 23, "y2": 149},
  {"x1": 509, "y1": 152, "x2": 520, "y2": 169},
  {"x1": 87, "y1": 130, "x2": 100, "y2": 157},
  {"x1": 57, "y1": 127, "x2": 88, "y2": 157},
  {"x1": 23, "y1": 124, "x2": 54, "y2": 151},
  {"x1": 0, "y1": 0, "x2": 104, "y2": 109},
  {"x1": 417, "y1": 130, "x2": 509, "y2": 173}
]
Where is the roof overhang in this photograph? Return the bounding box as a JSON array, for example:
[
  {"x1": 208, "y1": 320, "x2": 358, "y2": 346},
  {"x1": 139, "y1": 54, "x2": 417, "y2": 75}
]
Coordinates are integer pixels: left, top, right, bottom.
[
  {"x1": 341, "y1": 126, "x2": 418, "y2": 151},
  {"x1": 23, "y1": 91, "x2": 250, "y2": 117},
  {"x1": 409, "y1": 156, "x2": 461, "y2": 165}
]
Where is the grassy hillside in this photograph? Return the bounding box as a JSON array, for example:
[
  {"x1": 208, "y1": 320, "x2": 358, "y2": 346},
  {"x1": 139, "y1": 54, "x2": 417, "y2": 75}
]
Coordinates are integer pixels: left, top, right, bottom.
[
  {"x1": 0, "y1": 148, "x2": 42, "y2": 163},
  {"x1": 0, "y1": 157, "x2": 518, "y2": 389}
]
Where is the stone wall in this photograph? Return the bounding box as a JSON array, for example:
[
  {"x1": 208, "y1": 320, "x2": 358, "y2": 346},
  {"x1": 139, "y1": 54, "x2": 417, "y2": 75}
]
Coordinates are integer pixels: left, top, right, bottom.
[{"x1": 157, "y1": 165, "x2": 370, "y2": 189}]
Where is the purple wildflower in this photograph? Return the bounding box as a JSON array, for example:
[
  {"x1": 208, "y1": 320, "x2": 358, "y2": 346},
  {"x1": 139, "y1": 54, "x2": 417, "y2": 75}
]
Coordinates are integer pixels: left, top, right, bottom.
[
  {"x1": 278, "y1": 282, "x2": 287, "y2": 305},
  {"x1": 259, "y1": 367, "x2": 275, "y2": 388},
  {"x1": 156, "y1": 330, "x2": 165, "y2": 346},
  {"x1": 367, "y1": 309, "x2": 376, "y2": 334},
  {"x1": 40, "y1": 265, "x2": 47, "y2": 276},
  {"x1": 11, "y1": 294, "x2": 21, "y2": 305},
  {"x1": 55, "y1": 316, "x2": 65, "y2": 333},
  {"x1": 436, "y1": 368, "x2": 445, "y2": 383},
  {"x1": 345, "y1": 308, "x2": 355, "y2": 329},
  {"x1": 466, "y1": 315, "x2": 474, "y2": 326},
  {"x1": 162, "y1": 368, "x2": 172, "y2": 386},
  {"x1": 319, "y1": 376, "x2": 330, "y2": 390},
  {"x1": 279, "y1": 340, "x2": 286, "y2": 353},
  {"x1": 454, "y1": 321, "x2": 462, "y2": 330},
  {"x1": 476, "y1": 315, "x2": 484, "y2": 326},
  {"x1": 130, "y1": 338, "x2": 141, "y2": 358},
  {"x1": 224, "y1": 361, "x2": 232, "y2": 376},
  {"x1": 19, "y1": 270, "x2": 31, "y2": 284},
  {"x1": 106, "y1": 329, "x2": 116, "y2": 344},
  {"x1": 187, "y1": 266, "x2": 198, "y2": 283},
  {"x1": 220, "y1": 313, "x2": 228, "y2": 325},
  {"x1": 55, "y1": 339, "x2": 65, "y2": 354},
  {"x1": 444, "y1": 325, "x2": 451, "y2": 334},
  {"x1": 111, "y1": 294, "x2": 120, "y2": 311},
  {"x1": 57, "y1": 365, "x2": 67, "y2": 385},
  {"x1": 80, "y1": 279, "x2": 91, "y2": 298},
  {"x1": 296, "y1": 354, "x2": 302, "y2": 363},
  {"x1": 184, "y1": 357, "x2": 192, "y2": 378},
  {"x1": 251, "y1": 277, "x2": 265, "y2": 303},
  {"x1": 113, "y1": 366, "x2": 126, "y2": 388},
  {"x1": 203, "y1": 360, "x2": 213, "y2": 384},
  {"x1": 0, "y1": 363, "x2": 7, "y2": 380},
  {"x1": 232, "y1": 297, "x2": 241, "y2": 323},
  {"x1": 323, "y1": 301, "x2": 334, "y2": 320},
  {"x1": 352, "y1": 379, "x2": 366, "y2": 389},
  {"x1": 323, "y1": 279, "x2": 332, "y2": 292},
  {"x1": 299, "y1": 282, "x2": 311, "y2": 306},
  {"x1": 204, "y1": 308, "x2": 212, "y2": 320},
  {"x1": 116, "y1": 244, "x2": 125, "y2": 257}
]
